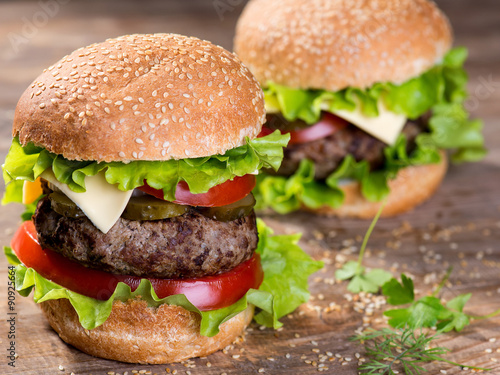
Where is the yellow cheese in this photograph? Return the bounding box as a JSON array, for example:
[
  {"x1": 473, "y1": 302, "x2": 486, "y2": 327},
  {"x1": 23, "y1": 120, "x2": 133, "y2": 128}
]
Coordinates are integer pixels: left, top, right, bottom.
[
  {"x1": 264, "y1": 96, "x2": 406, "y2": 145},
  {"x1": 41, "y1": 170, "x2": 133, "y2": 234},
  {"x1": 22, "y1": 177, "x2": 43, "y2": 204},
  {"x1": 265, "y1": 100, "x2": 280, "y2": 114},
  {"x1": 327, "y1": 102, "x2": 406, "y2": 145}
]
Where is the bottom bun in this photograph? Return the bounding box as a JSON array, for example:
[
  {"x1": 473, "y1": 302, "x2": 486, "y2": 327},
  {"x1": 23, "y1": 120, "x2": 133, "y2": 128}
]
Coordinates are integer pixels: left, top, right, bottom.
[
  {"x1": 311, "y1": 152, "x2": 448, "y2": 218},
  {"x1": 40, "y1": 298, "x2": 254, "y2": 364}
]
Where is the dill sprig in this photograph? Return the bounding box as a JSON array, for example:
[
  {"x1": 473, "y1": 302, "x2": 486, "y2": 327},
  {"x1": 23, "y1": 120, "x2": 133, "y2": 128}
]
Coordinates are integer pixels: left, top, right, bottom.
[{"x1": 352, "y1": 326, "x2": 489, "y2": 374}]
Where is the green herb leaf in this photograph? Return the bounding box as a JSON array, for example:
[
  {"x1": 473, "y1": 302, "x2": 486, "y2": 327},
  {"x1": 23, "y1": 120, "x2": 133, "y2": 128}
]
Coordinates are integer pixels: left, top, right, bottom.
[
  {"x1": 382, "y1": 273, "x2": 481, "y2": 333},
  {"x1": 335, "y1": 261, "x2": 361, "y2": 281},
  {"x1": 347, "y1": 270, "x2": 393, "y2": 294},
  {"x1": 382, "y1": 274, "x2": 415, "y2": 305},
  {"x1": 335, "y1": 203, "x2": 392, "y2": 294},
  {"x1": 436, "y1": 293, "x2": 471, "y2": 332}
]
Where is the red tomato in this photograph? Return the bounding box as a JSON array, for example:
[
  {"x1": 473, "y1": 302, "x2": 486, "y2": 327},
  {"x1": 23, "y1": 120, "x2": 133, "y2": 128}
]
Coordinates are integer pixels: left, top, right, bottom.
[
  {"x1": 138, "y1": 174, "x2": 256, "y2": 207},
  {"x1": 258, "y1": 112, "x2": 348, "y2": 145},
  {"x1": 11, "y1": 221, "x2": 263, "y2": 311},
  {"x1": 257, "y1": 126, "x2": 274, "y2": 138}
]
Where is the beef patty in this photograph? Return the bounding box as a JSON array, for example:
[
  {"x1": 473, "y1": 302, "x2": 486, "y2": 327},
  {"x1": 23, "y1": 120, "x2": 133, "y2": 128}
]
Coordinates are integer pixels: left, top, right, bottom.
[
  {"x1": 267, "y1": 114, "x2": 427, "y2": 179},
  {"x1": 33, "y1": 196, "x2": 258, "y2": 279}
]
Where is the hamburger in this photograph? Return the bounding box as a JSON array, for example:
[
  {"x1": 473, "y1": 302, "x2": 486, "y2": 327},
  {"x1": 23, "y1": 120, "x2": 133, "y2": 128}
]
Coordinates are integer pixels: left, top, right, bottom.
[
  {"x1": 234, "y1": 0, "x2": 486, "y2": 218},
  {"x1": 2, "y1": 34, "x2": 322, "y2": 363}
]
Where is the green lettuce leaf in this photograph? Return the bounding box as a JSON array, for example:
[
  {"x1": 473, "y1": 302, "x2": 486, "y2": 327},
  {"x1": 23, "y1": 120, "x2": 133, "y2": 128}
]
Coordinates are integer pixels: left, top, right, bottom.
[
  {"x1": 264, "y1": 47, "x2": 470, "y2": 123},
  {"x1": 253, "y1": 159, "x2": 344, "y2": 214},
  {"x1": 254, "y1": 132, "x2": 440, "y2": 213},
  {"x1": 7, "y1": 219, "x2": 322, "y2": 337},
  {"x1": 2, "y1": 131, "x2": 289, "y2": 202},
  {"x1": 1, "y1": 180, "x2": 41, "y2": 221}
]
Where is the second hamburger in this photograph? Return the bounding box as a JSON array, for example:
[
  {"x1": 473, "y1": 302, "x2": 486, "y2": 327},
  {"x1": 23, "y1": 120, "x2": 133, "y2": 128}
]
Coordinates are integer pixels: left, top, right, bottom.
[{"x1": 235, "y1": 0, "x2": 486, "y2": 218}]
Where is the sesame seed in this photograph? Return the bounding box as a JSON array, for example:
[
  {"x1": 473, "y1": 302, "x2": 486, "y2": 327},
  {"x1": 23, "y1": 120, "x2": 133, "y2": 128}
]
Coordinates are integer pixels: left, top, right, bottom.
[
  {"x1": 39, "y1": 103, "x2": 46, "y2": 109},
  {"x1": 135, "y1": 138, "x2": 144, "y2": 144}
]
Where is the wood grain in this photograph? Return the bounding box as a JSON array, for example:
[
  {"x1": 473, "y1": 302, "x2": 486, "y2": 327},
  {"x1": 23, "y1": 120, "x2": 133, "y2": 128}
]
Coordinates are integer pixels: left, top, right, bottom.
[{"x1": 0, "y1": 1, "x2": 499, "y2": 374}]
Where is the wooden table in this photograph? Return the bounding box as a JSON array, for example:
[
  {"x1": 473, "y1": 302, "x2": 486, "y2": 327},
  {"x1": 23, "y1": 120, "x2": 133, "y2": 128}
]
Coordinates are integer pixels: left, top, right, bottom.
[{"x1": 0, "y1": 1, "x2": 499, "y2": 374}]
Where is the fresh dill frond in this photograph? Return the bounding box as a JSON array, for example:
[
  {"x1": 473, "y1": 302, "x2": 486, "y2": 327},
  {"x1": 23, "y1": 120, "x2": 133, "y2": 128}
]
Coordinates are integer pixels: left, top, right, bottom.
[{"x1": 352, "y1": 326, "x2": 489, "y2": 374}]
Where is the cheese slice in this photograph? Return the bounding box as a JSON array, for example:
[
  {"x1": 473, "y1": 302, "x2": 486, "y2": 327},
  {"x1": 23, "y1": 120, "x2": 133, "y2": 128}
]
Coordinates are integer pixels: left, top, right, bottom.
[
  {"x1": 326, "y1": 102, "x2": 406, "y2": 145},
  {"x1": 265, "y1": 96, "x2": 406, "y2": 145},
  {"x1": 265, "y1": 101, "x2": 280, "y2": 114},
  {"x1": 22, "y1": 177, "x2": 43, "y2": 204},
  {"x1": 41, "y1": 170, "x2": 133, "y2": 234}
]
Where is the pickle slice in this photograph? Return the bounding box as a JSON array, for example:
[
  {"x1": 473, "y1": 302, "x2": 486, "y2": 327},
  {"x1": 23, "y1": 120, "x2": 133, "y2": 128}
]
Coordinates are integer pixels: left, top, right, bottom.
[
  {"x1": 197, "y1": 193, "x2": 255, "y2": 222},
  {"x1": 122, "y1": 195, "x2": 188, "y2": 221},
  {"x1": 49, "y1": 192, "x2": 85, "y2": 218}
]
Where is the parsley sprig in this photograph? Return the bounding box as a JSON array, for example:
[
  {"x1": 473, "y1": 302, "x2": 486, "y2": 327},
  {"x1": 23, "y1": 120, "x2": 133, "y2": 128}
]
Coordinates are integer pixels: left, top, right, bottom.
[
  {"x1": 334, "y1": 204, "x2": 500, "y2": 373},
  {"x1": 335, "y1": 201, "x2": 392, "y2": 293},
  {"x1": 383, "y1": 269, "x2": 500, "y2": 332}
]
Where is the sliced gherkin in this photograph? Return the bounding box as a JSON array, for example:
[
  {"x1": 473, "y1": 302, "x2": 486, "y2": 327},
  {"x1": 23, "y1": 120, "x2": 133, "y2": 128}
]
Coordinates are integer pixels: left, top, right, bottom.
[
  {"x1": 122, "y1": 195, "x2": 188, "y2": 220},
  {"x1": 49, "y1": 192, "x2": 85, "y2": 218},
  {"x1": 197, "y1": 193, "x2": 255, "y2": 222}
]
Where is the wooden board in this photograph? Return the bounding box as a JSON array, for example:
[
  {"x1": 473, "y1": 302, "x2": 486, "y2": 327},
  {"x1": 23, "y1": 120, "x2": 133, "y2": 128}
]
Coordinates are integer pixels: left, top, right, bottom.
[{"x1": 0, "y1": 1, "x2": 499, "y2": 374}]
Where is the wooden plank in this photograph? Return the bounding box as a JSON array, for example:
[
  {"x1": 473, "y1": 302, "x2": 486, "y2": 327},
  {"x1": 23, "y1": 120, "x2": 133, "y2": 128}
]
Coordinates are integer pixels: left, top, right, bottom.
[{"x1": 1, "y1": 0, "x2": 499, "y2": 374}]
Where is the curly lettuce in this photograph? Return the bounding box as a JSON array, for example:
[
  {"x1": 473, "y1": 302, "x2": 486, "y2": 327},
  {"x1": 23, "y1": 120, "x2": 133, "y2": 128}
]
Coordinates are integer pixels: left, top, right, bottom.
[
  {"x1": 6, "y1": 219, "x2": 322, "y2": 337},
  {"x1": 2, "y1": 131, "x2": 290, "y2": 204},
  {"x1": 255, "y1": 48, "x2": 486, "y2": 213}
]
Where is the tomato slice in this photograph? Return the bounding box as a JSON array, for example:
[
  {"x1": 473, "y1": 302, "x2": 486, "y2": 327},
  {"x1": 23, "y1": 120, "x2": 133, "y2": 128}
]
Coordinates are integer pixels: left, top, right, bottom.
[
  {"x1": 138, "y1": 174, "x2": 256, "y2": 207},
  {"x1": 258, "y1": 112, "x2": 348, "y2": 145},
  {"x1": 11, "y1": 221, "x2": 263, "y2": 311}
]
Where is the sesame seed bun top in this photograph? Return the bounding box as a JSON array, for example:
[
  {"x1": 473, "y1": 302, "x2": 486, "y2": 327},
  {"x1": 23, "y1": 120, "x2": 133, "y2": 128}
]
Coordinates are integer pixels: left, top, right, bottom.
[
  {"x1": 13, "y1": 34, "x2": 266, "y2": 162},
  {"x1": 234, "y1": 0, "x2": 453, "y2": 91}
]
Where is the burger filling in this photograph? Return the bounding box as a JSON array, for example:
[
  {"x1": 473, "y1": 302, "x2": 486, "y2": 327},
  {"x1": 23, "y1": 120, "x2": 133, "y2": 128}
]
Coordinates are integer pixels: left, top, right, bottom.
[
  {"x1": 34, "y1": 183, "x2": 258, "y2": 279},
  {"x1": 266, "y1": 113, "x2": 426, "y2": 179}
]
